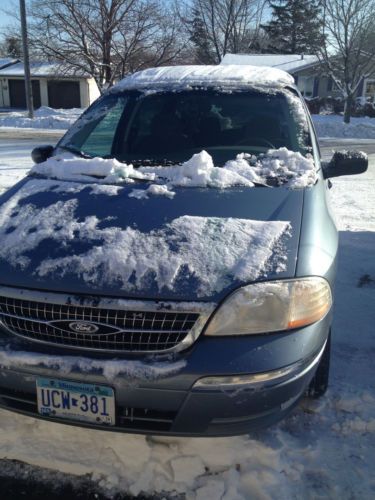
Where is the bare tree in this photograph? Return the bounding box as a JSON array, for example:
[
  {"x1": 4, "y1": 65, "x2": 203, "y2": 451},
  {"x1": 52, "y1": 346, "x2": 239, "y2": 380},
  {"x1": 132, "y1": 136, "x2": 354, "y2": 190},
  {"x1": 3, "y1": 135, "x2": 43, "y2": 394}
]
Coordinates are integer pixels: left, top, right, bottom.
[
  {"x1": 319, "y1": 0, "x2": 375, "y2": 123},
  {"x1": 185, "y1": 0, "x2": 267, "y2": 64},
  {"x1": 22, "y1": 0, "x2": 185, "y2": 92}
]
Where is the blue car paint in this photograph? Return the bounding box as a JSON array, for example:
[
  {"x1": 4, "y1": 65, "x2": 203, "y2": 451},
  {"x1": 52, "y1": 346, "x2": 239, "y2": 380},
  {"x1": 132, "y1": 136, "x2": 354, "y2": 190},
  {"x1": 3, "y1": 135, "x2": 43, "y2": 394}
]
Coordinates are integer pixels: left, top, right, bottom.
[
  {"x1": 0, "y1": 87, "x2": 340, "y2": 436},
  {"x1": 0, "y1": 179, "x2": 304, "y2": 301}
]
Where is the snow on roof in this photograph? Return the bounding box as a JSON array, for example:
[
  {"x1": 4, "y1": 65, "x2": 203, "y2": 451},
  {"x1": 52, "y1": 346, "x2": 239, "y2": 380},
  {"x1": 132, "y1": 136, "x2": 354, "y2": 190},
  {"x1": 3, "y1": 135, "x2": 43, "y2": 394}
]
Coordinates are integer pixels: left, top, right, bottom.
[
  {"x1": 114, "y1": 65, "x2": 294, "y2": 91},
  {"x1": 221, "y1": 54, "x2": 320, "y2": 74},
  {"x1": 0, "y1": 58, "x2": 19, "y2": 70},
  {"x1": 0, "y1": 61, "x2": 90, "y2": 78}
]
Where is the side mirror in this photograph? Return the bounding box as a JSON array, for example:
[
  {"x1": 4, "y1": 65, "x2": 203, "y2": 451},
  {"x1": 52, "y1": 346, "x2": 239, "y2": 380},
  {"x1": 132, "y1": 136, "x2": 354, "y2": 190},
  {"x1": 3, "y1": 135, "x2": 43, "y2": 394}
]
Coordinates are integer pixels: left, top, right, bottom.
[
  {"x1": 322, "y1": 151, "x2": 368, "y2": 179},
  {"x1": 31, "y1": 145, "x2": 54, "y2": 164}
]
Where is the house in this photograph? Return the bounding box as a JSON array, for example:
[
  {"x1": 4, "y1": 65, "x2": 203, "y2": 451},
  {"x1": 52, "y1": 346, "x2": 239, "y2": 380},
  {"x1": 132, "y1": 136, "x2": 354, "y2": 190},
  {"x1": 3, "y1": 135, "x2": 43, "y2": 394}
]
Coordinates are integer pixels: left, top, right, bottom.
[
  {"x1": 221, "y1": 53, "x2": 375, "y2": 102},
  {"x1": 0, "y1": 61, "x2": 100, "y2": 109},
  {"x1": 221, "y1": 53, "x2": 329, "y2": 98}
]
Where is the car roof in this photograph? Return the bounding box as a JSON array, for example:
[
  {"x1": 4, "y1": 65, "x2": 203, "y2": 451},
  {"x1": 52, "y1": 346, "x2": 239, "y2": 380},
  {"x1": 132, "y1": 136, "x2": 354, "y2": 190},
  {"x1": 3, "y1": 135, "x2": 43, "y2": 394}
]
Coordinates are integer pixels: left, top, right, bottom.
[{"x1": 113, "y1": 65, "x2": 295, "y2": 93}]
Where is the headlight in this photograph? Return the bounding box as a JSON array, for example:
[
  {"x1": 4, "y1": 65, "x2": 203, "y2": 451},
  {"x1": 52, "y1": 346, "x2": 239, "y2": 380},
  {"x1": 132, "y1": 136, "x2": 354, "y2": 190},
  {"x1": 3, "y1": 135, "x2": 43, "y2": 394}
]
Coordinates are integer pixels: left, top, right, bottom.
[{"x1": 205, "y1": 277, "x2": 332, "y2": 336}]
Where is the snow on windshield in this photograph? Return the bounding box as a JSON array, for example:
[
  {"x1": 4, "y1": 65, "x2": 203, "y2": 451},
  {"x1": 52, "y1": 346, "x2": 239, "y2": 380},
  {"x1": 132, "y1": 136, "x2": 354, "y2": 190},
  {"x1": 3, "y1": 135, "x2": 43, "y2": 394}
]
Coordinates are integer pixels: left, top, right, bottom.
[
  {"x1": 31, "y1": 148, "x2": 317, "y2": 194},
  {"x1": 0, "y1": 179, "x2": 291, "y2": 297}
]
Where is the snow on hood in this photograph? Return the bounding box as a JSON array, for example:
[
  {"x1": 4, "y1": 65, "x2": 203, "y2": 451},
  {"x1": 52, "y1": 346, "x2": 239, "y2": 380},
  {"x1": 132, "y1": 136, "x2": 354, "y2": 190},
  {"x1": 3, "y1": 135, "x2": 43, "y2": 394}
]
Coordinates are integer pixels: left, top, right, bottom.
[
  {"x1": 31, "y1": 148, "x2": 317, "y2": 193},
  {"x1": 0, "y1": 179, "x2": 291, "y2": 298},
  {"x1": 31, "y1": 155, "x2": 155, "y2": 184},
  {"x1": 113, "y1": 65, "x2": 294, "y2": 92},
  {"x1": 225, "y1": 149, "x2": 317, "y2": 189}
]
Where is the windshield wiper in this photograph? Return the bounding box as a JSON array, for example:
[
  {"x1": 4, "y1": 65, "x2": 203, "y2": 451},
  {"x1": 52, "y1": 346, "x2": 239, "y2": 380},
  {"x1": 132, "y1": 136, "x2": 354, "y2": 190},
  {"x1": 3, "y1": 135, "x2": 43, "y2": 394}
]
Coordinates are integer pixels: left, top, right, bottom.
[
  {"x1": 130, "y1": 158, "x2": 179, "y2": 167},
  {"x1": 251, "y1": 180, "x2": 270, "y2": 188},
  {"x1": 58, "y1": 145, "x2": 93, "y2": 159}
]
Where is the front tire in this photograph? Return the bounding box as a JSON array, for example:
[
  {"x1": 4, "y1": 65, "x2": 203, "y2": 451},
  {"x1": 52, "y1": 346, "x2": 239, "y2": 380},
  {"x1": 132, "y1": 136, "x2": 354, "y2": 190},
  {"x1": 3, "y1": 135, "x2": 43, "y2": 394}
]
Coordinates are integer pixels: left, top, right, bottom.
[{"x1": 307, "y1": 330, "x2": 331, "y2": 398}]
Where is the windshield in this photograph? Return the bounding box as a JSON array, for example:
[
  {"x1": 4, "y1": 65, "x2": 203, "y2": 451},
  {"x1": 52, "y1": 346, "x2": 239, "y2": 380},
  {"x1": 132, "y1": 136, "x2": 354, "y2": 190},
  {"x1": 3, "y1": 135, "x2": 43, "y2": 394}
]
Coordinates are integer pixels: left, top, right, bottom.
[{"x1": 59, "y1": 88, "x2": 311, "y2": 166}]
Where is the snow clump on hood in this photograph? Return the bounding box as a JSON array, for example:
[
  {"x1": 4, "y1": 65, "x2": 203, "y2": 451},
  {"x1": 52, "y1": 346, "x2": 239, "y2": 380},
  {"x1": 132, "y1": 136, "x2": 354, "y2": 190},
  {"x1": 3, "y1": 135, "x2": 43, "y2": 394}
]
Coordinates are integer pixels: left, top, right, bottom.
[{"x1": 30, "y1": 148, "x2": 316, "y2": 194}]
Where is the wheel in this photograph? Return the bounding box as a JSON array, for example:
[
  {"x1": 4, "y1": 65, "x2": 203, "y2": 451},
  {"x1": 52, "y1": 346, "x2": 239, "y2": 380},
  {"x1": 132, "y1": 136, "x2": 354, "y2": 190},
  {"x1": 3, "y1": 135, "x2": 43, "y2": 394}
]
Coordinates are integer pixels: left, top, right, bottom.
[{"x1": 307, "y1": 330, "x2": 331, "y2": 398}]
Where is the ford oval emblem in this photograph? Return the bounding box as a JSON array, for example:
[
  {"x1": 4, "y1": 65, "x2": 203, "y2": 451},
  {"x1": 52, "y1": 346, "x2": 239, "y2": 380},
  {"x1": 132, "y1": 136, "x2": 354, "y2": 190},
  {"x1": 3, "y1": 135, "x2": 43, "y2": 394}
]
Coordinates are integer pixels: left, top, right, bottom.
[{"x1": 69, "y1": 322, "x2": 99, "y2": 334}]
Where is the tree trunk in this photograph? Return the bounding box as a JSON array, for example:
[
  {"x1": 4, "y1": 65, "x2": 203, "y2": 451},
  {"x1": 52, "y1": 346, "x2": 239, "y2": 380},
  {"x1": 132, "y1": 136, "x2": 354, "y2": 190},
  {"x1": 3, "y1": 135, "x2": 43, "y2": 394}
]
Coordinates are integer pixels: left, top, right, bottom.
[{"x1": 343, "y1": 95, "x2": 354, "y2": 124}]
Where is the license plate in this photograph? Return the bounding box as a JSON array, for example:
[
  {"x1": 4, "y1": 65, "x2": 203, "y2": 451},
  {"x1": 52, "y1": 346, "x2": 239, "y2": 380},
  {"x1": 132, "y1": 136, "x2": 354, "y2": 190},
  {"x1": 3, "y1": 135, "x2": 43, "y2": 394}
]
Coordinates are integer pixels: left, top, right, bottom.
[{"x1": 36, "y1": 377, "x2": 115, "y2": 426}]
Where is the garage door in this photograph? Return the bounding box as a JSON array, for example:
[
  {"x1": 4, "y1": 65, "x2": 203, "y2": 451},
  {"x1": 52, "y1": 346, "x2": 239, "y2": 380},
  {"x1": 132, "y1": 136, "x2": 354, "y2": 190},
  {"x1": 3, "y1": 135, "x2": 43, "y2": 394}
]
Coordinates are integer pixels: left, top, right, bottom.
[
  {"x1": 8, "y1": 79, "x2": 41, "y2": 108},
  {"x1": 47, "y1": 81, "x2": 81, "y2": 108}
]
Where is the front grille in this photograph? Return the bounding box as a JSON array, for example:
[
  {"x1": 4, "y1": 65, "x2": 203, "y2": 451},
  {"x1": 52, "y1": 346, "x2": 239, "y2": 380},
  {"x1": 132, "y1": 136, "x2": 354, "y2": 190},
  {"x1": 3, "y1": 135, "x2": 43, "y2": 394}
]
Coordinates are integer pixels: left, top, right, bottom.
[{"x1": 0, "y1": 296, "x2": 200, "y2": 353}]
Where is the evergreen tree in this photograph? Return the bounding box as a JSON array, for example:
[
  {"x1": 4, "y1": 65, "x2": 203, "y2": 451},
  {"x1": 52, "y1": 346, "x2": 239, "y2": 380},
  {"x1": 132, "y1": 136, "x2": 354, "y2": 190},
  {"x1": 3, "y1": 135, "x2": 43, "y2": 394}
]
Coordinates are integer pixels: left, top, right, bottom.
[
  {"x1": 187, "y1": 8, "x2": 216, "y2": 64},
  {"x1": 262, "y1": 0, "x2": 324, "y2": 54}
]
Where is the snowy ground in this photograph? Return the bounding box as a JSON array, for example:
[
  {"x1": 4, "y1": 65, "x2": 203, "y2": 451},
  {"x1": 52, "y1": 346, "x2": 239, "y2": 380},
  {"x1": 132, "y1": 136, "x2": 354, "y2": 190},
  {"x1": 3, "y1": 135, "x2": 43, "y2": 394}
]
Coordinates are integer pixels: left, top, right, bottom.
[
  {"x1": 0, "y1": 133, "x2": 374, "y2": 499},
  {"x1": 0, "y1": 106, "x2": 82, "y2": 130},
  {"x1": 312, "y1": 114, "x2": 375, "y2": 139}
]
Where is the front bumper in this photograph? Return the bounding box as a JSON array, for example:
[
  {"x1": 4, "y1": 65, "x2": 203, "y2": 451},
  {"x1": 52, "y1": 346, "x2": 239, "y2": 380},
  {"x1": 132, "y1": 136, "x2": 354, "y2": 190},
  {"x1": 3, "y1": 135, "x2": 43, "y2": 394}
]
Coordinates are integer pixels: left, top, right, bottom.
[{"x1": 0, "y1": 317, "x2": 330, "y2": 436}]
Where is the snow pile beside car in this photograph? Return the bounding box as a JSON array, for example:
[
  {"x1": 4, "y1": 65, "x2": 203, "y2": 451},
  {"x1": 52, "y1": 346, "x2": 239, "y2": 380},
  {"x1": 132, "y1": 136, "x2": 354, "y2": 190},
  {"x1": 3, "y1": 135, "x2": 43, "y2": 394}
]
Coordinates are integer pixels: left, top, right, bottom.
[
  {"x1": 31, "y1": 148, "x2": 317, "y2": 191},
  {"x1": 312, "y1": 114, "x2": 375, "y2": 139},
  {"x1": 0, "y1": 106, "x2": 82, "y2": 130}
]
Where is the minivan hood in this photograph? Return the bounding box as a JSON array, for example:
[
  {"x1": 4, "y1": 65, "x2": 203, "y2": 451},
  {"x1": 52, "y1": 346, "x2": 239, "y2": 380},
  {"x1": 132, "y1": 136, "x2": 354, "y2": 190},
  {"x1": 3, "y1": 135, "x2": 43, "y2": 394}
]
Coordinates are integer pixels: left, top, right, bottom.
[{"x1": 0, "y1": 177, "x2": 304, "y2": 302}]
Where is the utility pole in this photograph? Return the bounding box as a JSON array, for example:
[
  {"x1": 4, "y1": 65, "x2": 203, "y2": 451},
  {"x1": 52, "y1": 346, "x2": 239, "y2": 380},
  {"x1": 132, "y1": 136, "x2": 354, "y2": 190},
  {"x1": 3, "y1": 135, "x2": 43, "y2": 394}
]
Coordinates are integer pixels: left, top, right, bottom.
[{"x1": 19, "y1": 0, "x2": 34, "y2": 119}]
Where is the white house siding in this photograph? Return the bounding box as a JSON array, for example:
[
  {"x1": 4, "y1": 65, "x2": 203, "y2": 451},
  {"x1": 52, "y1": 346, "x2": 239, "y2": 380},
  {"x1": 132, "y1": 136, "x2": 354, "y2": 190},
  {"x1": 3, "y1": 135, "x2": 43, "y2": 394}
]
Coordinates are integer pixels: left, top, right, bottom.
[{"x1": 87, "y1": 78, "x2": 101, "y2": 104}]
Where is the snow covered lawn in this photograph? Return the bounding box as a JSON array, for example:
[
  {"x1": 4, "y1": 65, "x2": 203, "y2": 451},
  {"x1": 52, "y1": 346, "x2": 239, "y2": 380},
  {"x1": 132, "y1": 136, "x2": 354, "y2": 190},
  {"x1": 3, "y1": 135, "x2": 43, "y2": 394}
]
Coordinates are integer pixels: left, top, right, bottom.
[
  {"x1": 312, "y1": 114, "x2": 375, "y2": 139},
  {"x1": 0, "y1": 106, "x2": 82, "y2": 130},
  {"x1": 0, "y1": 137, "x2": 374, "y2": 498}
]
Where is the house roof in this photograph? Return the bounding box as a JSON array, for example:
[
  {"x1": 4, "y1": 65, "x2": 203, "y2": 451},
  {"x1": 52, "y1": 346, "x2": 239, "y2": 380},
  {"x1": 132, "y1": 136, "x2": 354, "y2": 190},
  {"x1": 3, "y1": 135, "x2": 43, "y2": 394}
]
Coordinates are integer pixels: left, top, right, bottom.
[
  {"x1": 114, "y1": 64, "x2": 294, "y2": 92},
  {"x1": 0, "y1": 58, "x2": 20, "y2": 70},
  {"x1": 221, "y1": 54, "x2": 320, "y2": 74},
  {"x1": 0, "y1": 61, "x2": 90, "y2": 78}
]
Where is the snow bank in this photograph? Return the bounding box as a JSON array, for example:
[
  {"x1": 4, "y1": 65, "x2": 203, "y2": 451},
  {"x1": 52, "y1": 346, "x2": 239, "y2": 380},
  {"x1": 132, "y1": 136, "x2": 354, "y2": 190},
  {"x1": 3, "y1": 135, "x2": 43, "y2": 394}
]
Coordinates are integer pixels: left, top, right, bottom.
[
  {"x1": 31, "y1": 148, "x2": 317, "y2": 190},
  {"x1": 114, "y1": 65, "x2": 294, "y2": 92},
  {"x1": 0, "y1": 106, "x2": 83, "y2": 130},
  {"x1": 312, "y1": 114, "x2": 375, "y2": 139},
  {"x1": 0, "y1": 408, "x2": 291, "y2": 497}
]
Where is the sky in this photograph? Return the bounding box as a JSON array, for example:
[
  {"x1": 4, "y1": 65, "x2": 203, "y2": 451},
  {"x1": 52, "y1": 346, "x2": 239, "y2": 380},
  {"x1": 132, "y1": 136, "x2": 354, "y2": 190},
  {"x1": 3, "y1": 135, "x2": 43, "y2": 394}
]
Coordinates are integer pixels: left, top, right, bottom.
[{"x1": 0, "y1": 1, "x2": 19, "y2": 32}]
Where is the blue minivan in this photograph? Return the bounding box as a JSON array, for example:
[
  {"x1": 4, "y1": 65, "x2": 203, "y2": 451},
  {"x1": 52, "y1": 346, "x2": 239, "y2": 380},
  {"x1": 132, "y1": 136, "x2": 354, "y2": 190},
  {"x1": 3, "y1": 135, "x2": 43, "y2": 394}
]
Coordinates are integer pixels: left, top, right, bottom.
[{"x1": 0, "y1": 66, "x2": 367, "y2": 435}]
